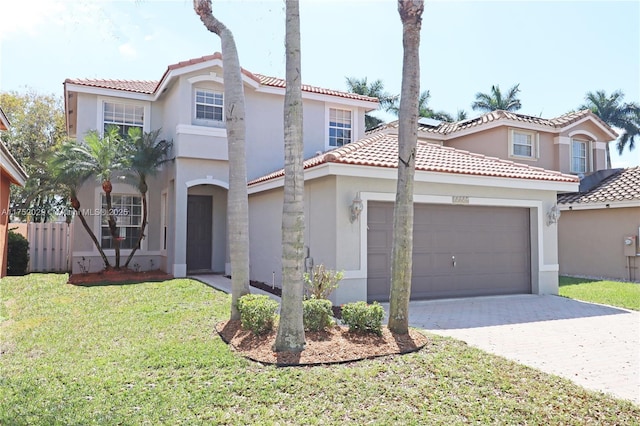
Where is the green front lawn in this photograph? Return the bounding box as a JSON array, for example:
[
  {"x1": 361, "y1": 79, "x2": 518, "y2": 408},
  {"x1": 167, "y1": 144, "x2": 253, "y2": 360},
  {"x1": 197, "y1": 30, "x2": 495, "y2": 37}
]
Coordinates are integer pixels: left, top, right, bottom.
[
  {"x1": 559, "y1": 276, "x2": 640, "y2": 311},
  {"x1": 1, "y1": 274, "x2": 638, "y2": 425}
]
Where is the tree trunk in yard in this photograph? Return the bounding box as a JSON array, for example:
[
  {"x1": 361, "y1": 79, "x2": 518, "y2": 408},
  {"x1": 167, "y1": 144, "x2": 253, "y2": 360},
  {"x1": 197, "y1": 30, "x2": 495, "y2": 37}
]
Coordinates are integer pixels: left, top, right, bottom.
[
  {"x1": 71, "y1": 196, "x2": 111, "y2": 269},
  {"x1": 103, "y1": 180, "x2": 121, "y2": 269},
  {"x1": 124, "y1": 185, "x2": 147, "y2": 268},
  {"x1": 274, "y1": 0, "x2": 306, "y2": 353},
  {"x1": 194, "y1": 0, "x2": 251, "y2": 320},
  {"x1": 388, "y1": 0, "x2": 424, "y2": 335}
]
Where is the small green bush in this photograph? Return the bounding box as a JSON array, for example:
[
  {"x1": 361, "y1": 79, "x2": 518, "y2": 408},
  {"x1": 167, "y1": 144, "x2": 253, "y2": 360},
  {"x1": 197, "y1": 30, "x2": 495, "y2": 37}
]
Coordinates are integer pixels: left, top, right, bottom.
[
  {"x1": 304, "y1": 264, "x2": 343, "y2": 300},
  {"x1": 303, "y1": 298, "x2": 334, "y2": 331},
  {"x1": 7, "y1": 230, "x2": 29, "y2": 276},
  {"x1": 236, "y1": 294, "x2": 279, "y2": 335},
  {"x1": 341, "y1": 301, "x2": 384, "y2": 336}
]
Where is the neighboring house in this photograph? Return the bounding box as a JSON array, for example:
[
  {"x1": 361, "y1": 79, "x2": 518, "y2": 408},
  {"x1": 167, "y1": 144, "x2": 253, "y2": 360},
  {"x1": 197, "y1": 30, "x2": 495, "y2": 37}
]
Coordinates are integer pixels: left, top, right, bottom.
[
  {"x1": 64, "y1": 53, "x2": 377, "y2": 276},
  {"x1": 65, "y1": 53, "x2": 586, "y2": 305},
  {"x1": 376, "y1": 109, "x2": 618, "y2": 176},
  {"x1": 0, "y1": 107, "x2": 28, "y2": 277},
  {"x1": 557, "y1": 167, "x2": 640, "y2": 282}
]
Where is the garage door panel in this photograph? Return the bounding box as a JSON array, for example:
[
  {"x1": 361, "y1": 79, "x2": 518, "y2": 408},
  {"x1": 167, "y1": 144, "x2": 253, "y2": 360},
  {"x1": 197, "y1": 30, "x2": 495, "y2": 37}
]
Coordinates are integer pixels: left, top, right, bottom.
[{"x1": 367, "y1": 202, "x2": 531, "y2": 302}]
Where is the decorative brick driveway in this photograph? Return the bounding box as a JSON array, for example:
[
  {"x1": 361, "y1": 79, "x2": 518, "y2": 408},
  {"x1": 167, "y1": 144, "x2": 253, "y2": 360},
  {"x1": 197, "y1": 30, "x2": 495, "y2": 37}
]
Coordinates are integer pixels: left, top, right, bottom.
[{"x1": 400, "y1": 295, "x2": 639, "y2": 404}]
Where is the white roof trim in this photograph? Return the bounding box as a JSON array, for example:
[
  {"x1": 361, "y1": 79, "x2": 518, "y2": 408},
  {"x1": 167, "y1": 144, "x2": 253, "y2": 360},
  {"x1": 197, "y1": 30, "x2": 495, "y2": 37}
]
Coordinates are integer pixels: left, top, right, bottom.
[
  {"x1": 558, "y1": 200, "x2": 640, "y2": 211},
  {"x1": 558, "y1": 115, "x2": 618, "y2": 140},
  {"x1": 0, "y1": 107, "x2": 10, "y2": 130},
  {"x1": 0, "y1": 142, "x2": 28, "y2": 186}
]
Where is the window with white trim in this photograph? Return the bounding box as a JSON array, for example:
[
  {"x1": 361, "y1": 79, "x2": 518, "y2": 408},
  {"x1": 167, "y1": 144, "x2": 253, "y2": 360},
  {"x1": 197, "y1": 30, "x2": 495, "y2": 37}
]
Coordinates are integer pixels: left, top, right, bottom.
[
  {"x1": 195, "y1": 89, "x2": 224, "y2": 122},
  {"x1": 571, "y1": 139, "x2": 588, "y2": 174},
  {"x1": 103, "y1": 101, "x2": 144, "y2": 137},
  {"x1": 101, "y1": 194, "x2": 142, "y2": 250},
  {"x1": 510, "y1": 129, "x2": 536, "y2": 158},
  {"x1": 329, "y1": 108, "x2": 352, "y2": 147}
]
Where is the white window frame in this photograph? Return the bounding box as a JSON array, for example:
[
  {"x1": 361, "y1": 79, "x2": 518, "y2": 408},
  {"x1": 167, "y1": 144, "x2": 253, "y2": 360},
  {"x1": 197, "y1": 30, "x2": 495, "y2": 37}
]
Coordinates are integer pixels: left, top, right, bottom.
[
  {"x1": 193, "y1": 88, "x2": 224, "y2": 127},
  {"x1": 509, "y1": 129, "x2": 538, "y2": 160},
  {"x1": 327, "y1": 107, "x2": 353, "y2": 148},
  {"x1": 100, "y1": 193, "x2": 144, "y2": 251},
  {"x1": 571, "y1": 139, "x2": 589, "y2": 174},
  {"x1": 97, "y1": 97, "x2": 150, "y2": 136}
]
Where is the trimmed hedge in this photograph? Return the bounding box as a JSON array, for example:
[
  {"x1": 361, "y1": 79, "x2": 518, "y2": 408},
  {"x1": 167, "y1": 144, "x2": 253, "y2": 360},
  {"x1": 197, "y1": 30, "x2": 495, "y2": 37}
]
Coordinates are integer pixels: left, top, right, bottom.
[
  {"x1": 341, "y1": 301, "x2": 384, "y2": 336},
  {"x1": 7, "y1": 230, "x2": 29, "y2": 276},
  {"x1": 303, "y1": 298, "x2": 334, "y2": 331},
  {"x1": 236, "y1": 294, "x2": 279, "y2": 335}
]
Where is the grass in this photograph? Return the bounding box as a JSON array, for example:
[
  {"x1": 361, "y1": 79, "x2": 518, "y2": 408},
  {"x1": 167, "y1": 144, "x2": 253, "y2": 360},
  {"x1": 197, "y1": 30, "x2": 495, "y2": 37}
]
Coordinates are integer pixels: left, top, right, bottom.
[
  {"x1": 1, "y1": 274, "x2": 638, "y2": 425},
  {"x1": 559, "y1": 276, "x2": 640, "y2": 311}
]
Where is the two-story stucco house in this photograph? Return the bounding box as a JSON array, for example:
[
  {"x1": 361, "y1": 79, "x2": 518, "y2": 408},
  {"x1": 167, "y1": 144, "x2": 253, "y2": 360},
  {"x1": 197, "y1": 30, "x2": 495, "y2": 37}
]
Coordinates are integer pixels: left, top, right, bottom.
[
  {"x1": 64, "y1": 53, "x2": 377, "y2": 279},
  {"x1": 66, "y1": 53, "x2": 605, "y2": 304}
]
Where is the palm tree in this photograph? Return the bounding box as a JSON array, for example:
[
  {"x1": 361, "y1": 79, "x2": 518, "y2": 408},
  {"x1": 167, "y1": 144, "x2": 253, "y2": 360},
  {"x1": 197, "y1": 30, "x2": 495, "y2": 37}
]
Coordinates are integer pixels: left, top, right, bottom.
[
  {"x1": 72, "y1": 126, "x2": 126, "y2": 268},
  {"x1": 579, "y1": 90, "x2": 640, "y2": 168},
  {"x1": 194, "y1": 0, "x2": 251, "y2": 320},
  {"x1": 390, "y1": 90, "x2": 459, "y2": 122},
  {"x1": 274, "y1": 0, "x2": 306, "y2": 352},
  {"x1": 49, "y1": 141, "x2": 111, "y2": 269},
  {"x1": 472, "y1": 84, "x2": 522, "y2": 112},
  {"x1": 345, "y1": 77, "x2": 399, "y2": 130},
  {"x1": 122, "y1": 128, "x2": 173, "y2": 268},
  {"x1": 388, "y1": 0, "x2": 423, "y2": 335}
]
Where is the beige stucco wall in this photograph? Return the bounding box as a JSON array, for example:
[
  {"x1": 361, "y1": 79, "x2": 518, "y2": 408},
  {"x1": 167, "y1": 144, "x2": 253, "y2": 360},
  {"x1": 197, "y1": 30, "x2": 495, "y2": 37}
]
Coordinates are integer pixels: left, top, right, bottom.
[
  {"x1": 558, "y1": 206, "x2": 640, "y2": 281},
  {"x1": 249, "y1": 170, "x2": 565, "y2": 305}
]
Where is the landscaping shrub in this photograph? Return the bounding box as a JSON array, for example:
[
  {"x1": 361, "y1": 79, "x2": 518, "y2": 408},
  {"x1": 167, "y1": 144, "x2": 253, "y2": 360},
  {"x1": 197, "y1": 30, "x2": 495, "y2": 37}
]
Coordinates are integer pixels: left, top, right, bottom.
[
  {"x1": 303, "y1": 298, "x2": 334, "y2": 331},
  {"x1": 236, "y1": 294, "x2": 279, "y2": 335},
  {"x1": 7, "y1": 230, "x2": 29, "y2": 276},
  {"x1": 304, "y1": 264, "x2": 343, "y2": 300},
  {"x1": 341, "y1": 301, "x2": 384, "y2": 335}
]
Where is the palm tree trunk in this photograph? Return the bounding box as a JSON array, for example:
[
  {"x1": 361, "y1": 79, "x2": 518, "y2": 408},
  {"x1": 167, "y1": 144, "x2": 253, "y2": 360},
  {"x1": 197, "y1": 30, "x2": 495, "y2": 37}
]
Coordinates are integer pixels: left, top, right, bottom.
[
  {"x1": 74, "y1": 207, "x2": 111, "y2": 270},
  {"x1": 124, "y1": 190, "x2": 147, "y2": 268},
  {"x1": 194, "y1": 0, "x2": 251, "y2": 320},
  {"x1": 274, "y1": 0, "x2": 306, "y2": 353},
  {"x1": 388, "y1": 0, "x2": 423, "y2": 335}
]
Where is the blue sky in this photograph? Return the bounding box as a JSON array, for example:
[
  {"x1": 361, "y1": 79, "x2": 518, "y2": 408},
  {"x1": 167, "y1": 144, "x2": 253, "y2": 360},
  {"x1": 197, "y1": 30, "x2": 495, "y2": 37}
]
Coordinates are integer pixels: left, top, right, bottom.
[{"x1": 1, "y1": 0, "x2": 638, "y2": 166}]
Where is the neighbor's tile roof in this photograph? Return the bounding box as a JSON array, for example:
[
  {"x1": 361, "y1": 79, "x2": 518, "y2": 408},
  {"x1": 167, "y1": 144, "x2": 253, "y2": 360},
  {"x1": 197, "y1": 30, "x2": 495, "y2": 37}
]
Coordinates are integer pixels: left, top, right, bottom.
[
  {"x1": 65, "y1": 53, "x2": 377, "y2": 102},
  {"x1": 371, "y1": 109, "x2": 615, "y2": 136},
  {"x1": 557, "y1": 166, "x2": 640, "y2": 204},
  {"x1": 248, "y1": 132, "x2": 578, "y2": 185}
]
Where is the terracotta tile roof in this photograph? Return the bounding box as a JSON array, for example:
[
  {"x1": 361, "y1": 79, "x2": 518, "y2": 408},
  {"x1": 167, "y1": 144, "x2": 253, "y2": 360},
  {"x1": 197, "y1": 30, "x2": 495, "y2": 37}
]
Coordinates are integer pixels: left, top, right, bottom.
[
  {"x1": 248, "y1": 132, "x2": 578, "y2": 186},
  {"x1": 65, "y1": 53, "x2": 377, "y2": 103},
  {"x1": 557, "y1": 167, "x2": 640, "y2": 205},
  {"x1": 253, "y1": 74, "x2": 377, "y2": 102},
  {"x1": 64, "y1": 78, "x2": 158, "y2": 94},
  {"x1": 371, "y1": 109, "x2": 616, "y2": 137}
]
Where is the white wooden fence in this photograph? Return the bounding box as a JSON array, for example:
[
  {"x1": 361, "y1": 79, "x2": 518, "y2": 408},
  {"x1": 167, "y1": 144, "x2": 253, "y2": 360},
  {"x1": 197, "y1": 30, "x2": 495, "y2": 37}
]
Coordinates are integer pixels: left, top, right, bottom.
[{"x1": 26, "y1": 222, "x2": 74, "y2": 273}]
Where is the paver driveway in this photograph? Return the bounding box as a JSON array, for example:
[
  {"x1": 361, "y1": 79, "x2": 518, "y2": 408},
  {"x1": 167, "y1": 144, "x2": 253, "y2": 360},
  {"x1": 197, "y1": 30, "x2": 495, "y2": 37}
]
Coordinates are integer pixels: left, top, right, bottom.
[{"x1": 398, "y1": 295, "x2": 639, "y2": 404}]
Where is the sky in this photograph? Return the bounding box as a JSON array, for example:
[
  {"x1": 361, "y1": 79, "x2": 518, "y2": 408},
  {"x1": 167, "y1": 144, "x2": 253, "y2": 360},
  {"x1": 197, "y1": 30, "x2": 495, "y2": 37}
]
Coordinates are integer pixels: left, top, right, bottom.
[{"x1": 1, "y1": 0, "x2": 638, "y2": 167}]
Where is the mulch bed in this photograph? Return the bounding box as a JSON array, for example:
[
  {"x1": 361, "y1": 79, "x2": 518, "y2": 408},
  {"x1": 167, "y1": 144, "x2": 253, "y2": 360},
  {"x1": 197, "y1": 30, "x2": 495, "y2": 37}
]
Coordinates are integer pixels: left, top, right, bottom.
[
  {"x1": 68, "y1": 268, "x2": 173, "y2": 286},
  {"x1": 215, "y1": 320, "x2": 428, "y2": 366},
  {"x1": 249, "y1": 279, "x2": 343, "y2": 319}
]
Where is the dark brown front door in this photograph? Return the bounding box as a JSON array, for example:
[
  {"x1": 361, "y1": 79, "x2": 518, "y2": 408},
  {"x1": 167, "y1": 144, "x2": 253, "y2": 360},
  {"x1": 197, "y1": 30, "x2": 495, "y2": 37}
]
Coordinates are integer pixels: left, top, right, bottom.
[
  {"x1": 367, "y1": 202, "x2": 531, "y2": 302},
  {"x1": 187, "y1": 195, "x2": 212, "y2": 272}
]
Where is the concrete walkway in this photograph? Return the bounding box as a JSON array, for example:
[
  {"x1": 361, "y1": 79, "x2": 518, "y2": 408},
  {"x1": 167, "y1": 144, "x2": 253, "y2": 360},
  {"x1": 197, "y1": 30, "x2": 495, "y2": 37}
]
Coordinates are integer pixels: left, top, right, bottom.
[
  {"x1": 192, "y1": 275, "x2": 638, "y2": 404},
  {"x1": 397, "y1": 295, "x2": 640, "y2": 405}
]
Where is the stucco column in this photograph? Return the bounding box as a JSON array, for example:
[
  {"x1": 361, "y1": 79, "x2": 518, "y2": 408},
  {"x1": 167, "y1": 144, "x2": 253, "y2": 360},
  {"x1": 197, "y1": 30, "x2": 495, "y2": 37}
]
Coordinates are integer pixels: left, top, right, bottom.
[{"x1": 172, "y1": 165, "x2": 188, "y2": 277}]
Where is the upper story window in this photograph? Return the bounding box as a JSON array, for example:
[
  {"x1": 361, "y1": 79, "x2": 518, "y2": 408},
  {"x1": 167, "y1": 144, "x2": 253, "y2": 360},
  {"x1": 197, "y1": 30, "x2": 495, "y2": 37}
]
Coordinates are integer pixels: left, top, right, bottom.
[
  {"x1": 103, "y1": 101, "x2": 144, "y2": 137},
  {"x1": 101, "y1": 194, "x2": 142, "y2": 250},
  {"x1": 329, "y1": 108, "x2": 352, "y2": 147},
  {"x1": 509, "y1": 129, "x2": 537, "y2": 159},
  {"x1": 571, "y1": 139, "x2": 589, "y2": 174},
  {"x1": 195, "y1": 89, "x2": 224, "y2": 122}
]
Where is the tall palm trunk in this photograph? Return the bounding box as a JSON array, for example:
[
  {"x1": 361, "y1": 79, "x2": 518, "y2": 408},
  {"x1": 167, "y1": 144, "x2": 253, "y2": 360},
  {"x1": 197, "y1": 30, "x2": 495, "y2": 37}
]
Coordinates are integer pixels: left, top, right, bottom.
[
  {"x1": 274, "y1": 0, "x2": 306, "y2": 353},
  {"x1": 194, "y1": 0, "x2": 250, "y2": 320},
  {"x1": 388, "y1": 0, "x2": 423, "y2": 335},
  {"x1": 71, "y1": 197, "x2": 111, "y2": 269},
  {"x1": 124, "y1": 185, "x2": 147, "y2": 268}
]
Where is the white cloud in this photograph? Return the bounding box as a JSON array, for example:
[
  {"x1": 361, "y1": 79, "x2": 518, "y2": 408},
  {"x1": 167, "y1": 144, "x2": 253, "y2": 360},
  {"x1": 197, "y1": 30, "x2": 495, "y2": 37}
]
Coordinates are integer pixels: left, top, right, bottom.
[
  {"x1": 118, "y1": 42, "x2": 138, "y2": 59},
  {"x1": 0, "y1": 0, "x2": 66, "y2": 40}
]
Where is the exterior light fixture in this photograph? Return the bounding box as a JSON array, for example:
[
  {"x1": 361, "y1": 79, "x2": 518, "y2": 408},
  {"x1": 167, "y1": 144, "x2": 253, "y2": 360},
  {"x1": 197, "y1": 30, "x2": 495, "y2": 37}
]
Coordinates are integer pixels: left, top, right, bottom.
[
  {"x1": 546, "y1": 204, "x2": 561, "y2": 226},
  {"x1": 349, "y1": 193, "x2": 363, "y2": 223}
]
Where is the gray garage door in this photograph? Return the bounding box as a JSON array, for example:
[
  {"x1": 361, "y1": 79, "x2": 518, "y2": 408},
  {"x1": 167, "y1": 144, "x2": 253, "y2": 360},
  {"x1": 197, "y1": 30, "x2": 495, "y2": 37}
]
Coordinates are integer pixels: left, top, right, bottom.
[{"x1": 367, "y1": 202, "x2": 531, "y2": 302}]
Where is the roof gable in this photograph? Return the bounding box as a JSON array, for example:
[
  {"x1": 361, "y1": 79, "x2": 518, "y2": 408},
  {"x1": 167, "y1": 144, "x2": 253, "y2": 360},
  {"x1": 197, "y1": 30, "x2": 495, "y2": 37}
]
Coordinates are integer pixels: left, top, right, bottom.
[{"x1": 65, "y1": 53, "x2": 377, "y2": 103}]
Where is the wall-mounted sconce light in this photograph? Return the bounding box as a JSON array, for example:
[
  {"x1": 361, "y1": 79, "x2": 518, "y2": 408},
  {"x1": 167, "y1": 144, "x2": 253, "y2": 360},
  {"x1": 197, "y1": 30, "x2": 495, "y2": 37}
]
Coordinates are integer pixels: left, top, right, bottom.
[
  {"x1": 349, "y1": 193, "x2": 363, "y2": 223},
  {"x1": 546, "y1": 204, "x2": 561, "y2": 226}
]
